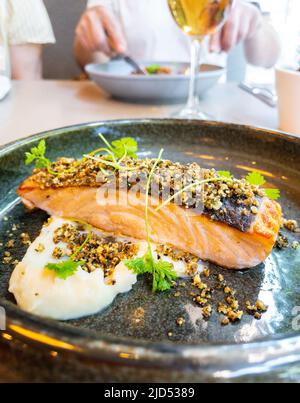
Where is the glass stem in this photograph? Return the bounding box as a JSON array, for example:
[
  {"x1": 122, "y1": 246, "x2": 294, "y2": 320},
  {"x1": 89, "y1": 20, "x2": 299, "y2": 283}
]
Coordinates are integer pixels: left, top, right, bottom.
[{"x1": 186, "y1": 38, "x2": 203, "y2": 111}]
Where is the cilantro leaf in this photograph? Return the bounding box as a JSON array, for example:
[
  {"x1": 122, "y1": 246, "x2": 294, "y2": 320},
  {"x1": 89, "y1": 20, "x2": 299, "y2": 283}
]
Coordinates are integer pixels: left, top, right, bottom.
[
  {"x1": 44, "y1": 220, "x2": 91, "y2": 280},
  {"x1": 218, "y1": 171, "x2": 233, "y2": 179},
  {"x1": 125, "y1": 257, "x2": 150, "y2": 275},
  {"x1": 245, "y1": 171, "x2": 281, "y2": 200},
  {"x1": 98, "y1": 134, "x2": 138, "y2": 161},
  {"x1": 111, "y1": 137, "x2": 138, "y2": 159},
  {"x1": 246, "y1": 172, "x2": 266, "y2": 186},
  {"x1": 263, "y1": 188, "x2": 281, "y2": 200},
  {"x1": 46, "y1": 259, "x2": 84, "y2": 280},
  {"x1": 153, "y1": 260, "x2": 177, "y2": 292},
  {"x1": 125, "y1": 252, "x2": 177, "y2": 293},
  {"x1": 25, "y1": 140, "x2": 52, "y2": 170}
]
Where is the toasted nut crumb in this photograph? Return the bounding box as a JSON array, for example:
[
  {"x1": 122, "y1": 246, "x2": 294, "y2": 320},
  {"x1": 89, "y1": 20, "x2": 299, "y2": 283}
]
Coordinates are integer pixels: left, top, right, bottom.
[
  {"x1": 6, "y1": 240, "x2": 15, "y2": 248},
  {"x1": 221, "y1": 318, "x2": 230, "y2": 326},
  {"x1": 193, "y1": 274, "x2": 201, "y2": 287},
  {"x1": 255, "y1": 300, "x2": 268, "y2": 312},
  {"x1": 218, "y1": 303, "x2": 228, "y2": 315},
  {"x1": 227, "y1": 310, "x2": 243, "y2": 322},
  {"x1": 276, "y1": 234, "x2": 289, "y2": 249},
  {"x1": 20, "y1": 232, "x2": 31, "y2": 245},
  {"x1": 224, "y1": 286, "x2": 231, "y2": 294},
  {"x1": 176, "y1": 317, "x2": 185, "y2": 327},
  {"x1": 35, "y1": 243, "x2": 45, "y2": 253},
  {"x1": 202, "y1": 305, "x2": 212, "y2": 319},
  {"x1": 195, "y1": 296, "x2": 208, "y2": 307},
  {"x1": 3, "y1": 256, "x2": 12, "y2": 264},
  {"x1": 203, "y1": 268, "x2": 210, "y2": 278},
  {"x1": 283, "y1": 219, "x2": 299, "y2": 233}
]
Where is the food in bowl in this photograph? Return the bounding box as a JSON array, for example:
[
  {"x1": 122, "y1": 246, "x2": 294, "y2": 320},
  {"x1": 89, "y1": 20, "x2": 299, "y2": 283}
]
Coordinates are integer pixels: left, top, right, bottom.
[{"x1": 132, "y1": 64, "x2": 173, "y2": 75}]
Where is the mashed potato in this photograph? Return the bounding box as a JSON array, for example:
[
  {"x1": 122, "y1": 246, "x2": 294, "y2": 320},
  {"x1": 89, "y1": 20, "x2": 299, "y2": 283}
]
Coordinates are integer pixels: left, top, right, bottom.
[
  {"x1": 9, "y1": 217, "x2": 204, "y2": 321},
  {"x1": 9, "y1": 218, "x2": 137, "y2": 320}
]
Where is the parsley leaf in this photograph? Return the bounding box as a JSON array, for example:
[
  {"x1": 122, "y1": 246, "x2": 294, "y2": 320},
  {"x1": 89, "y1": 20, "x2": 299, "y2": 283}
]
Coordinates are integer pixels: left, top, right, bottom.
[
  {"x1": 263, "y1": 188, "x2": 281, "y2": 200},
  {"x1": 246, "y1": 172, "x2": 266, "y2": 186},
  {"x1": 25, "y1": 140, "x2": 52, "y2": 170},
  {"x1": 44, "y1": 220, "x2": 92, "y2": 280},
  {"x1": 97, "y1": 134, "x2": 138, "y2": 162},
  {"x1": 46, "y1": 259, "x2": 84, "y2": 280},
  {"x1": 245, "y1": 171, "x2": 280, "y2": 200},
  {"x1": 152, "y1": 259, "x2": 178, "y2": 292},
  {"x1": 125, "y1": 257, "x2": 149, "y2": 275},
  {"x1": 218, "y1": 171, "x2": 233, "y2": 179},
  {"x1": 124, "y1": 149, "x2": 178, "y2": 292},
  {"x1": 111, "y1": 137, "x2": 138, "y2": 159},
  {"x1": 125, "y1": 251, "x2": 177, "y2": 292}
]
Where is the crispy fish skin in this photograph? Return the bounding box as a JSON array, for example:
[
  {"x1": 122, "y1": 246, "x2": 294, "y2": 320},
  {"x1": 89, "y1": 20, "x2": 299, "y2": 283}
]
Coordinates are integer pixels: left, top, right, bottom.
[{"x1": 17, "y1": 177, "x2": 282, "y2": 270}]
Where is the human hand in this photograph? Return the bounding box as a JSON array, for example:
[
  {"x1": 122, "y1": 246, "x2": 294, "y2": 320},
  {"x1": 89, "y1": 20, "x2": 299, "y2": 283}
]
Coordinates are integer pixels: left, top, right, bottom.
[
  {"x1": 75, "y1": 6, "x2": 127, "y2": 56},
  {"x1": 209, "y1": 1, "x2": 263, "y2": 53}
]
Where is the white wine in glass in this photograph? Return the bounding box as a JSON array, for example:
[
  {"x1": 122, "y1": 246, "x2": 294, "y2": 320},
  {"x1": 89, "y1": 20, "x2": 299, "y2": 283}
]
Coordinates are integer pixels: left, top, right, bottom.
[{"x1": 168, "y1": 0, "x2": 233, "y2": 119}]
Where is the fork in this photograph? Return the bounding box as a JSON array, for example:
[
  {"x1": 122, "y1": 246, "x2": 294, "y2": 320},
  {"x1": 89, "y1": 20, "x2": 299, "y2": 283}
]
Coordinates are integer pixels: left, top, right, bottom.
[{"x1": 239, "y1": 82, "x2": 278, "y2": 108}]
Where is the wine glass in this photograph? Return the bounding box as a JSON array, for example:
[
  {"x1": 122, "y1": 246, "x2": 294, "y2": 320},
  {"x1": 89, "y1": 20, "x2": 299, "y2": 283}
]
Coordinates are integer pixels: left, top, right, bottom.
[{"x1": 168, "y1": 0, "x2": 234, "y2": 119}]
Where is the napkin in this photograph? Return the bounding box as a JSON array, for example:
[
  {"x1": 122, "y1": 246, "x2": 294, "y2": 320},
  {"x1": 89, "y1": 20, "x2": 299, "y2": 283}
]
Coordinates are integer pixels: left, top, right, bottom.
[{"x1": 0, "y1": 75, "x2": 11, "y2": 101}]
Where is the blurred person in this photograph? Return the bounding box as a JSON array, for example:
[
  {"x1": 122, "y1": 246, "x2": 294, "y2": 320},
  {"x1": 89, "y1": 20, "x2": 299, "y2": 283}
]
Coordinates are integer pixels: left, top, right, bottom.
[
  {"x1": 0, "y1": 0, "x2": 55, "y2": 80},
  {"x1": 74, "y1": 0, "x2": 281, "y2": 70}
]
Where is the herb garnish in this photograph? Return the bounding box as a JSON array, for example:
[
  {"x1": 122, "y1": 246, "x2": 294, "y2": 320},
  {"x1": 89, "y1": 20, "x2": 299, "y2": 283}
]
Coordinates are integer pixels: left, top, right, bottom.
[
  {"x1": 218, "y1": 171, "x2": 233, "y2": 179},
  {"x1": 245, "y1": 172, "x2": 280, "y2": 200},
  {"x1": 102, "y1": 135, "x2": 138, "y2": 160},
  {"x1": 262, "y1": 188, "x2": 281, "y2": 200},
  {"x1": 46, "y1": 260, "x2": 84, "y2": 280},
  {"x1": 219, "y1": 171, "x2": 280, "y2": 200},
  {"x1": 146, "y1": 64, "x2": 161, "y2": 75},
  {"x1": 25, "y1": 140, "x2": 57, "y2": 175},
  {"x1": 84, "y1": 134, "x2": 138, "y2": 172},
  {"x1": 45, "y1": 219, "x2": 92, "y2": 280},
  {"x1": 25, "y1": 135, "x2": 138, "y2": 177},
  {"x1": 125, "y1": 150, "x2": 178, "y2": 292}
]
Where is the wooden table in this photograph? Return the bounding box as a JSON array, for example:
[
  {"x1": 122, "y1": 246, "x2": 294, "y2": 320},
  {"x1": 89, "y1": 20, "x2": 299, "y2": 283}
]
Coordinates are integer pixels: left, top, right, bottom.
[{"x1": 0, "y1": 80, "x2": 278, "y2": 146}]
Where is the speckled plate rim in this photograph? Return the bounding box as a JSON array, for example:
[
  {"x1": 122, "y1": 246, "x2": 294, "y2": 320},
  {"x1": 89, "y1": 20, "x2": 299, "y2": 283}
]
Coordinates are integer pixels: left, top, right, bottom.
[{"x1": 1, "y1": 119, "x2": 300, "y2": 377}]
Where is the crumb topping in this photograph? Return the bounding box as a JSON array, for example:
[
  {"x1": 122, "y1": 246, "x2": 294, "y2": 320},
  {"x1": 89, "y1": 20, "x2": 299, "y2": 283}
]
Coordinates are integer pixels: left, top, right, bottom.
[
  {"x1": 190, "y1": 271, "x2": 269, "y2": 325},
  {"x1": 31, "y1": 157, "x2": 265, "y2": 232},
  {"x1": 156, "y1": 244, "x2": 200, "y2": 276},
  {"x1": 52, "y1": 223, "x2": 138, "y2": 277},
  {"x1": 283, "y1": 218, "x2": 299, "y2": 233}
]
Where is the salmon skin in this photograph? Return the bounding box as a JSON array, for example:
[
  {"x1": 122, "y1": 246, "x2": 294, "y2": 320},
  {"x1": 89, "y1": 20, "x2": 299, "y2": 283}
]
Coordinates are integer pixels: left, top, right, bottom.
[{"x1": 18, "y1": 166, "x2": 282, "y2": 270}]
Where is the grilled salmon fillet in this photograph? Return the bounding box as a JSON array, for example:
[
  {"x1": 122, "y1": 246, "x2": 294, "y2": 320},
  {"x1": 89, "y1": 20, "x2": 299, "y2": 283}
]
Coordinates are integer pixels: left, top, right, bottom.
[{"x1": 18, "y1": 175, "x2": 282, "y2": 270}]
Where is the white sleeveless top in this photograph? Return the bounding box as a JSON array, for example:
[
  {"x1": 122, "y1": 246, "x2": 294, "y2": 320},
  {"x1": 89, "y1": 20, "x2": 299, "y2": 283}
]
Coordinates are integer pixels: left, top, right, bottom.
[{"x1": 87, "y1": 0, "x2": 225, "y2": 65}]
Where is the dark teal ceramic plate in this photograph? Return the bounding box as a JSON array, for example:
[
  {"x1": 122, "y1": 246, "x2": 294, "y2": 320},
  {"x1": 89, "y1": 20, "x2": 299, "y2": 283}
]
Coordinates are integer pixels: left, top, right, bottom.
[{"x1": 0, "y1": 119, "x2": 300, "y2": 383}]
